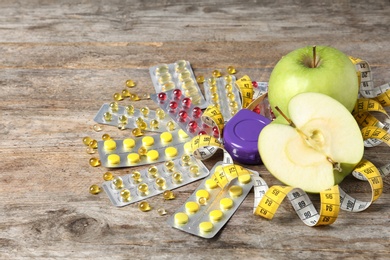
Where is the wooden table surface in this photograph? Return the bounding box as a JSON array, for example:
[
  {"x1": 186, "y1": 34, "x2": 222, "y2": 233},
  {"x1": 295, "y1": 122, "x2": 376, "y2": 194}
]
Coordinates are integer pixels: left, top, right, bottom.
[{"x1": 1, "y1": 1, "x2": 389, "y2": 259}]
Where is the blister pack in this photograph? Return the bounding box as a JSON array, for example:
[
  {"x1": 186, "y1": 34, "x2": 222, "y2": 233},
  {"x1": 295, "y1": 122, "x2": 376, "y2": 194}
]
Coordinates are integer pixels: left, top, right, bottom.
[
  {"x1": 97, "y1": 129, "x2": 192, "y2": 168},
  {"x1": 167, "y1": 162, "x2": 258, "y2": 238},
  {"x1": 149, "y1": 60, "x2": 208, "y2": 109},
  {"x1": 102, "y1": 155, "x2": 209, "y2": 207},
  {"x1": 93, "y1": 102, "x2": 178, "y2": 132},
  {"x1": 203, "y1": 75, "x2": 242, "y2": 121}
]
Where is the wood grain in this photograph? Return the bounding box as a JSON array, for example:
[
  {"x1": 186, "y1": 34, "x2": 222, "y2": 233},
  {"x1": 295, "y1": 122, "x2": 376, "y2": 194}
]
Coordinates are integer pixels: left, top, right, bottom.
[{"x1": 0, "y1": 1, "x2": 389, "y2": 259}]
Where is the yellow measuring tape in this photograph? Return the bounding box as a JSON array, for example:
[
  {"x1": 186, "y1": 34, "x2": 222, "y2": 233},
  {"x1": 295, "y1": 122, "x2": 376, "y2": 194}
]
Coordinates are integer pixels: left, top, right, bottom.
[{"x1": 254, "y1": 57, "x2": 389, "y2": 226}]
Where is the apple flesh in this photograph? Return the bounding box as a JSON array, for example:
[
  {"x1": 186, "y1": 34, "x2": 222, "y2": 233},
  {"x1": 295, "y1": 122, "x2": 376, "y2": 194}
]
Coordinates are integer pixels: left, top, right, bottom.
[
  {"x1": 258, "y1": 92, "x2": 364, "y2": 193},
  {"x1": 268, "y1": 45, "x2": 359, "y2": 120}
]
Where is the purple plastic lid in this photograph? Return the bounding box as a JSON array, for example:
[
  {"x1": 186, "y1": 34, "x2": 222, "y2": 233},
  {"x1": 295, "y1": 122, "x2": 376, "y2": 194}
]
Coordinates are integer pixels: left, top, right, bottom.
[{"x1": 223, "y1": 109, "x2": 271, "y2": 165}]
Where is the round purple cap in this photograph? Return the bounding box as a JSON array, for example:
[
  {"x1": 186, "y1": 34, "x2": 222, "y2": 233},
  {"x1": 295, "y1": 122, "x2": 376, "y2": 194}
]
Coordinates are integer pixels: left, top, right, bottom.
[{"x1": 223, "y1": 109, "x2": 271, "y2": 165}]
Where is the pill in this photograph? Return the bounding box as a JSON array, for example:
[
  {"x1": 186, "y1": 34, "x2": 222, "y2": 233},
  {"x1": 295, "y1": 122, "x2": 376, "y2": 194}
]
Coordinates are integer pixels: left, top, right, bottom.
[
  {"x1": 104, "y1": 139, "x2": 116, "y2": 150},
  {"x1": 82, "y1": 136, "x2": 92, "y2": 146},
  {"x1": 178, "y1": 110, "x2": 188, "y2": 122},
  {"x1": 169, "y1": 101, "x2": 178, "y2": 112},
  {"x1": 102, "y1": 133, "x2": 111, "y2": 141},
  {"x1": 120, "y1": 189, "x2": 131, "y2": 202},
  {"x1": 130, "y1": 93, "x2": 141, "y2": 101},
  {"x1": 225, "y1": 84, "x2": 233, "y2": 92},
  {"x1": 146, "y1": 150, "x2": 159, "y2": 161},
  {"x1": 172, "y1": 172, "x2": 182, "y2": 184},
  {"x1": 173, "y1": 89, "x2": 182, "y2": 99},
  {"x1": 174, "y1": 212, "x2": 189, "y2": 225},
  {"x1": 162, "y1": 81, "x2": 175, "y2": 91},
  {"x1": 127, "y1": 153, "x2": 140, "y2": 163},
  {"x1": 212, "y1": 70, "x2": 221, "y2": 78},
  {"x1": 141, "y1": 106, "x2": 149, "y2": 117},
  {"x1": 138, "y1": 201, "x2": 151, "y2": 212},
  {"x1": 198, "y1": 197, "x2": 208, "y2": 206},
  {"x1": 165, "y1": 146, "x2": 178, "y2": 158},
  {"x1": 158, "y1": 92, "x2": 167, "y2": 102},
  {"x1": 121, "y1": 89, "x2": 131, "y2": 97},
  {"x1": 188, "y1": 120, "x2": 198, "y2": 132},
  {"x1": 156, "y1": 108, "x2": 166, "y2": 119},
  {"x1": 163, "y1": 190, "x2": 175, "y2": 200},
  {"x1": 123, "y1": 138, "x2": 135, "y2": 149},
  {"x1": 126, "y1": 79, "x2": 136, "y2": 88},
  {"x1": 132, "y1": 128, "x2": 144, "y2": 137},
  {"x1": 93, "y1": 124, "x2": 103, "y2": 132},
  {"x1": 107, "y1": 154, "x2": 120, "y2": 165},
  {"x1": 89, "y1": 184, "x2": 101, "y2": 195},
  {"x1": 164, "y1": 160, "x2": 175, "y2": 172},
  {"x1": 196, "y1": 75, "x2": 205, "y2": 84},
  {"x1": 112, "y1": 176, "x2": 124, "y2": 189},
  {"x1": 205, "y1": 178, "x2": 218, "y2": 190},
  {"x1": 131, "y1": 171, "x2": 142, "y2": 183},
  {"x1": 196, "y1": 189, "x2": 210, "y2": 200},
  {"x1": 157, "y1": 208, "x2": 167, "y2": 216},
  {"x1": 89, "y1": 157, "x2": 101, "y2": 167},
  {"x1": 138, "y1": 183, "x2": 149, "y2": 195},
  {"x1": 199, "y1": 221, "x2": 214, "y2": 233},
  {"x1": 142, "y1": 136, "x2": 154, "y2": 146},
  {"x1": 155, "y1": 177, "x2": 166, "y2": 190},
  {"x1": 103, "y1": 172, "x2": 114, "y2": 181},
  {"x1": 227, "y1": 66, "x2": 236, "y2": 74},
  {"x1": 238, "y1": 174, "x2": 252, "y2": 184},
  {"x1": 189, "y1": 165, "x2": 199, "y2": 177},
  {"x1": 220, "y1": 198, "x2": 234, "y2": 210},
  {"x1": 209, "y1": 210, "x2": 224, "y2": 222},
  {"x1": 192, "y1": 107, "x2": 202, "y2": 118},
  {"x1": 126, "y1": 105, "x2": 134, "y2": 115},
  {"x1": 182, "y1": 97, "x2": 192, "y2": 108},
  {"x1": 160, "y1": 132, "x2": 173, "y2": 143},
  {"x1": 181, "y1": 154, "x2": 191, "y2": 166},
  {"x1": 138, "y1": 146, "x2": 147, "y2": 156},
  {"x1": 150, "y1": 119, "x2": 159, "y2": 129},
  {"x1": 208, "y1": 77, "x2": 217, "y2": 85},
  {"x1": 179, "y1": 70, "x2": 191, "y2": 81},
  {"x1": 184, "y1": 142, "x2": 193, "y2": 154},
  {"x1": 227, "y1": 92, "x2": 235, "y2": 101},
  {"x1": 147, "y1": 165, "x2": 159, "y2": 178},
  {"x1": 185, "y1": 201, "x2": 200, "y2": 214},
  {"x1": 229, "y1": 185, "x2": 243, "y2": 197},
  {"x1": 109, "y1": 101, "x2": 119, "y2": 112},
  {"x1": 225, "y1": 75, "x2": 233, "y2": 83},
  {"x1": 86, "y1": 147, "x2": 95, "y2": 154},
  {"x1": 166, "y1": 120, "x2": 176, "y2": 131},
  {"x1": 103, "y1": 112, "x2": 112, "y2": 121},
  {"x1": 158, "y1": 73, "x2": 172, "y2": 84},
  {"x1": 89, "y1": 139, "x2": 98, "y2": 149}
]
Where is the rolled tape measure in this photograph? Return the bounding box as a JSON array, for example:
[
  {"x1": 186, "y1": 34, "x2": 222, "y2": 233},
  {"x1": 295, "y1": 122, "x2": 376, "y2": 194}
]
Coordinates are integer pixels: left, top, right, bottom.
[
  {"x1": 253, "y1": 57, "x2": 389, "y2": 226},
  {"x1": 235, "y1": 75, "x2": 255, "y2": 108}
]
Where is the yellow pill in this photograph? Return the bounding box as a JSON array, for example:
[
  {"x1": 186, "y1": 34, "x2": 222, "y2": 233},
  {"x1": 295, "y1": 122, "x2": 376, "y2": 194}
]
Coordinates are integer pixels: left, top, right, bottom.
[
  {"x1": 208, "y1": 77, "x2": 216, "y2": 85},
  {"x1": 166, "y1": 120, "x2": 176, "y2": 131},
  {"x1": 107, "y1": 154, "x2": 120, "y2": 165},
  {"x1": 196, "y1": 75, "x2": 205, "y2": 84},
  {"x1": 163, "y1": 190, "x2": 176, "y2": 200},
  {"x1": 184, "y1": 142, "x2": 193, "y2": 154},
  {"x1": 93, "y1": 124, "x2": 102, "y2": 132},
  {"x1": 123, "y1": 138, "x2": 135, "y2": 149},
  {"x1": 189, "y1": 165, "x2": 199, "y2": 176},
  {"x1": 220, "y1": 198, "x2": 234, "y2": 210},
  {"x1": 147, "y1": 150, "x2": 159, "y2": 161},
  {"x1": 155, "y1": 177, "x2": 166, "y2": 189},
  {"x1": 172, "y1": 172, "x2": 182, "y2": 184},
  {"x1": 138, "y1": 146, "x2": 147, "y2": 156},
  {"x1": 199, "y1": 222, "x2": 214, "y2": 233},
  {"x1": 126, "y1": 104, "x2": 135, "y2": 115},
  {"x1": 165, "y1": 147, "x2": 178, "y2": 158},
  {"x1": 164, "y1": 160, "x2": 175, "y2": 172},
  {"x1": 121, "y1": 89, "x2": 131, "y2": 97},
  {"x1": 185, "y1": 201, "x2": 199, "y2": 214},
  {"x1": 238, "y1": 174, "x2": 252, "y2": 184},
  {"x1": 150, "y1": 119, "x2": 159, "y2": 129},
  {"x1": 227, "y1": 92, "x2": 235, "y2": 101},
  {"x1": 178, "y1": 129, "x2": 189, "y2": 139},
  {"x1": 126, "y1": 79, "x2": 136, "y2": 88},
  {"x1": 103, "y1": 172, "x2": 114, "y2": 181},
  {"x1": 156, "y1": 108, "x2": 166, "y2": 120},
  {"x1": 161, "y1": 81, "x2": 175, "y2": 91},
  {"x1": 156, "y1": 64, "x2": 169, "y2": 75},
  {"x1": 229, "y1": 185, "x2": 243, "y2": 197},
  {"x1": 142, "y1": 136, "x2": 154, "y2": 146},
  {"x1": 205, "y1": 178, "x2": 218, "y2": 190},
  {"x1": 103, "y1": 112, "x2": 112, "y2": 121},
  {"x1": 104, "y1": 139, "x2": 117, "y2": 150},
  {"x1": 160, "y1": 132, "x2": 173, "y2": 143},
  {"x1": 147, "y1": 165, "x2": 159, "y2": 178},
  {"x1": 138, "y1": 183, "x2": 149, "y2": 195},
  {"x1": 198, "y1": 197, "x2": 208, "y2": 206},
  {"x1": 174, "y1": 212, "x2": 189, "y2": 225},
  {"x1": 119, "y1": 115, "x2": 128, "y2": 124},
  {"x1": 132, "y1": 128, "x2": 144, "y2": 137},
  {"x1": 157, "y1": 208, "x2": 167, "y2": 216},
  {"x1": 89, "y1": 139, "x2": 98, "y2": 149},
  {"x1": 225, "y1": 84, "x2": 233, "y2": 92},
  {"x1": 109, "y1": 101, "x2": 119, "y2": 112},
  {"x1": 131, "y1": 171, "x2": 142, "y2": 183},
  {"x1": 181, "y1": 154, "x2": 191, "y2": 166},
  {"x1": 120, "y1": 189, "x2": 131, "y2": 202},
  {"x1": 89, "y1": 157, "x2": 101, "y2": 167},
  {"x1": 127, "y1": 153, "x2": 140, "y2": 163},
  {"x1": 227, "y1": 66, "x2": 237, "y2": 74},
  {"x1": 112, "y1": 177, "x2": 123, "y2": 189},
  {"x1": 225, "y1": 75, "x2": 233, "y2": 83},
  {"x1": 86, "y1": 147, "x2": 95, "y2": 154},
  {"x1": 212, "y1": 70, "x2": 221, "y2": 78},
  {"x1": 196, "y1": 189, "x2": 210, "y2": 200},
  {"x1": 209, "y1": 210, "x2": 224, "y2": 222},
  {"x1": 140, "y1": 106, "x2": 150, "y2": 117},
  {"x1": 102, "y1": 133, "x2": 111, "y2": 141},
  {"x1": 138, "y1": 201, "x2": 151, "y2": 212},
  {"x1": 89, "y1": 184, "x2": 101, "y2": 195},
  {"x1": 82, "y1": 136, "x2": 92, "y2": 146}
]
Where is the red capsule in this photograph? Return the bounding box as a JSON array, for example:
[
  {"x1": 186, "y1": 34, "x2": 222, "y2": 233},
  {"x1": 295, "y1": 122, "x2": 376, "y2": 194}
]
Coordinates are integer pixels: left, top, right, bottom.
[
  {"x1": 252, "y1": 81, "x2": 258, "y2": 88},
  {"x1": 158, "y1": 92, "x2": 167, "y2": 102},
  {"x1": 212, "y1": 126, "x2": 219, "y2": 137},
  {"x1": 178, "y1": 110, "x2": 188, "y2": 121},
  {"x1": 169, "y1": 101, "x2": 178, "y2": 112},
  {"x1": 198, "y1": 130, "x2": 207, "y2": 136},
  {"x1": 192, "y1": 107, "x2": 202, "y2": 118},
  {"x1": 173, "y1": 89, "x2": 182, "y2": 99},
  {"x1": 182, "y1": 97, "x2": 192, "y2": 108},
  {"x1": 188, "y1": 120, "x2": 198, "y2": 132},
  {"x1": 253, "y1": 105, "x2": 261, "y2": 114}
]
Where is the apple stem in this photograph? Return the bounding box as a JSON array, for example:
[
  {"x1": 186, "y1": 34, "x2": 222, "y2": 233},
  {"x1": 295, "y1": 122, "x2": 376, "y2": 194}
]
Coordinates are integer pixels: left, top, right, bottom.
[
  {"x1": 327, "y1": 157, "x2": 342, "y2": 172},
  {"x1": 274, "y1": 106, "x2": 296, "y2": 127},
  {"x1": 312, "y1": 45, "x2": 317, "y2": 68}
]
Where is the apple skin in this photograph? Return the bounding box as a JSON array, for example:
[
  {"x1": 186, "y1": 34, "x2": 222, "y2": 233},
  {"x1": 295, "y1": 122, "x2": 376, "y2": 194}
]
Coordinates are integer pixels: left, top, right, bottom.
[{"x1": 268, "y1": 45, "x2": 359, "y2": 119}]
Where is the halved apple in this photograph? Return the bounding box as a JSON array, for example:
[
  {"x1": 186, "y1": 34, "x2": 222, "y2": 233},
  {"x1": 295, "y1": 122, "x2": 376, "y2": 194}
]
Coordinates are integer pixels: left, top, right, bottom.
[{"x1": 258, "y1": 92, "x2": 364, "y2": 193}]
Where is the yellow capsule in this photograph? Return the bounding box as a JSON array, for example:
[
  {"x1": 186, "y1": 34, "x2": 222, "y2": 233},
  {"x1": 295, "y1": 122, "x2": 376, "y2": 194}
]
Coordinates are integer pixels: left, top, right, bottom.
[
  {"x1": 89, "y1": 184, "x2": 101, "y2": 195},
  {"x1": 155, "y1": 177, "x2": 166, "y2": 190},
  {"x1": 208, "y1": 77, "x2": 217, "y2": 85},
  {"x1": 172, "y1": 172, "x2": 182, "y2": 184},
  {"x1": 164, "y1": 160, "x2": 175, "y2": 172},
  {"x1": 103, "y1": 112, "x2": 112, "y2": 121},
  {"x1": 211, "y1": 93, "x2": 219, "y2": 102},
  {"x1": 88, "y1": 139, "x2": 98, "y2": 149},
  {"x1": 163, "y1": 190, "x2": 175, "y2": 200},
  {"x1": 178, "y1": 70, "x2": 191, "y2": 82},
  {"x1": 121, "y1": 89, "x2": 131, "y2": 97},
  {"x1": 117, "y1": 123, "x2": 126, "y2": 131},
  {"x1": 225, "y1": 84, "x2": 233, "y2": 92},
  {"x1": 112, "y1": 176, "x2": 123, "y2": 189},
  {"x1": 141, "y1": 107, "x2": 150, "y2": 117},
  {"x1": 198, "y1": 197, "x2": 208, "y2": 206},
  {"x1": 89, "y1": 157, "x2": 101, "y2": 167},
  {"x1": 158, "y1": 73, "x2": 172, "y2": 84},
  {"x1": 157, "y1": 208, "x2": 167, "y2": 216},
  {"x1": 130, "y1": 93, "x2": 141, "y2": 101},
  {"x1": 147, "y1": 165, "x2": 159, "y2": 178},
  {"x1": 189, "y1": 165, "x2": 199, "y2": 177},
  {"x1": 175, "y1": 60, "x2": 187, "y2": 70},
  {"x1": 82, "y1": 136, "x2": 92, "y2": 146},
  {"x1": 103, "y1": 172, "x2": 114, "y2": 181},
  {"x1": 120, "y1": 189, "x2": 131, "y2": 202},
  {"x1": 166, "y1": 120, "x2": 176, "y2": 131},
  {"x1": 93, "y1": 124, "x2": 103, "y2": 132},
  {"x1": 136, "y1": 116, "x2": 144, "y2": 124},
  {"x1": 161, "y1": 81, "x2": 175, "y2": 91},
  {"x1": 225, "y1": 75, "x2": 233, "y2": 83},
  {"x1": 86, "y1": 147, "x2": 96, "y2": 154},
  {"x1": 227, "y1": 92, "x2": 235, "y2": 101},
  {"x1": 138, "y1": 146, "x2": 147, "y2": 156},
  {"x1": 196, "y1": 75, "x2": 205, "y2": 84},
  {"x1": 227, "y1": 66, "x2": 237, "y2": 74},
  {"x1": 212, "y1": 70, "x2": 222, "y2": 78},
  {"x1": 150, "y1": 119, "x2": 159, "y2": 129},
  {"x1": 156, "y1": 108, "x2": 165, "y2": 120},
  {"x1": 109, "y1": 102, "x2": 119, "y2": 112},
  {"x1": 126, "y1": 79, "x2": 136, "y2": 88},
  {"x1": 113, "y1": 92, "x2": 123, "y2": 101},
  {"x1": 102, "y1": 133, "x2": 111, "y2": 141},
  {"x1": 209, "y1": 84, "x2": 217, "y2": 93},
  {"x1": 156, "y1": 65, "x2": 169, "y2": 75},
  {"x1": 181, "y1": 154, "x2": 191, "y2": 166},
  {"x1": 138, "y1": 201, "x2": 151, "y2": 212},
  {"x1": 138, "y1": 121, "x2": 147, "y2": 130},
  {"x1": 229, "y1": 101, "x2": 238, "y2": 109},
  {"x1": 119, "y1": 115, "x2": 128, "y2": 124},
  {"x1": 138, "y1": 183, "x2": 149, "y2": 195},
  {"x1": 131, "y1": 170, "x2": 142, "y2": 183},
  {"x1": 125, "y1": 105, "x2": 135, "y2": 115},
  {"x1": 132, "y1": 128, "x2": 144, "y2": 137}
]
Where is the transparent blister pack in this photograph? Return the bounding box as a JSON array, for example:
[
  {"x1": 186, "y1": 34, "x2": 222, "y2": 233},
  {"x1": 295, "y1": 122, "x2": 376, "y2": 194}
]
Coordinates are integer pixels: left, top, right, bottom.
[
  {"x1": 149, "y1": 60, "x2": 208, "y2": 109},
  {"x1": 151, "y1": 89, "x2": 215, "y2": 137},
  {"x1": 203, "y1": 75, "x2": 242, "y2": 121},
  {"x1": 97, "y1": 129, "x2": 192, "y2": 168},
  {"x1": 102, "y1": 155, "x2": 209, "y2": 207},
  {"x1": 93, "y1": 102, "x2": 178, "y2": 132},
  {"x1": 167, "y1": 162, "x2": 258, "y2": 238}
]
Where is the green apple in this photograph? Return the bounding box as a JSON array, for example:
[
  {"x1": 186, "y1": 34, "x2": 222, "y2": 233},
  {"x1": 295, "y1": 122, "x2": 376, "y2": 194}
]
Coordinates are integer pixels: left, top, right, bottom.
[
  {"x1": 258, "y1": 92, "x2": 364, "y2": 193},
  {"x1": 268, "y1": 45, "x2": 359, "y2": 121}
]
